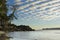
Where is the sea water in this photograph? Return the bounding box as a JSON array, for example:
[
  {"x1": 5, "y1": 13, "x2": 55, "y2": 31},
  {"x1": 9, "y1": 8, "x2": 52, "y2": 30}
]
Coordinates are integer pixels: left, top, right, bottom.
[{"x1": 8, "y1": 30, "x2": 60, "y2": 40}]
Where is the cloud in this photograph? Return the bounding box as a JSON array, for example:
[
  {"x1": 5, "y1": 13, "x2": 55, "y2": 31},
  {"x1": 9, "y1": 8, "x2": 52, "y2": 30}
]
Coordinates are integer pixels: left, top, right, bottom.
[
  {"x1": 40, "y1": 15, "x2": 59, "y2": 20},
  {"x1": 15, "y1": 0, "x2": 60, "y2": 21}
]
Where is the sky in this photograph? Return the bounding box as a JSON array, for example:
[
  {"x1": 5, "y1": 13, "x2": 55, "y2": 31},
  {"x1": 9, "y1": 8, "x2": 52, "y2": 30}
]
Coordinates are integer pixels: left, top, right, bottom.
[{"x1": 7, "y1": 0, "x2": 60, "y2": 30}]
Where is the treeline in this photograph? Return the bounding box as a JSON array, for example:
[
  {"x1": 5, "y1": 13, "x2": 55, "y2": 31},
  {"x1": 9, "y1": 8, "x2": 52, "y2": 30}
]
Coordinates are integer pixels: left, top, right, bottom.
[{"x1": 0, "y1": 24, "x2": 35, "y2": 31}]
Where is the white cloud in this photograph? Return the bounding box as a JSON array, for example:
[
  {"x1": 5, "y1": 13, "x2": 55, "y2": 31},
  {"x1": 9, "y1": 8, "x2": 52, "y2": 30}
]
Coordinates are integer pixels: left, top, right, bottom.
[
  {"x1": 15, "y1": 0, "x2": 60, "y2": 21},
  {"x1": 15, "y1": 0, "x2": 21, "y2": 2}
]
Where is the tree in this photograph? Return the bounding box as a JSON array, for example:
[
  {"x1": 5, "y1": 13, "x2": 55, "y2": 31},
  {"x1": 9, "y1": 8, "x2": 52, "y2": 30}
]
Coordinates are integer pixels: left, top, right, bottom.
[
  {"x1": 0, "y1": 0, "x2": 8, "y2": 31},
  {"x1": 0, "y1": 0, "x2": 17, "y2": 31},
  {"x1": 8, "y1": 6, "x2": 17, "y2": 23}
]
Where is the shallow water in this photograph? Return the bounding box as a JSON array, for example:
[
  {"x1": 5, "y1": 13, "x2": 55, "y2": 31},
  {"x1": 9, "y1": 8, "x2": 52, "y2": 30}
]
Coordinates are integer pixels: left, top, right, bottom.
[{"x1": 8, "y1": 30, "x2": 60, "y2": 40}]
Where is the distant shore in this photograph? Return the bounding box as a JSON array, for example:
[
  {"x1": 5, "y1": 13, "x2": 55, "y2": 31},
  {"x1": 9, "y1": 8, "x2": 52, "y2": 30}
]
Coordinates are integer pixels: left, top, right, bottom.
[{"x1": 42, "y1": 28, "x2": 60, "y2": 30}]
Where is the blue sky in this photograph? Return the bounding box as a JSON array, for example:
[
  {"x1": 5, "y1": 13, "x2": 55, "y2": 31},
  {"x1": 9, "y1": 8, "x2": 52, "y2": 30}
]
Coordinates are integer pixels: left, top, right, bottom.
[{"x1": 7, "y1": 0, "x2": 60, "y2": 29}]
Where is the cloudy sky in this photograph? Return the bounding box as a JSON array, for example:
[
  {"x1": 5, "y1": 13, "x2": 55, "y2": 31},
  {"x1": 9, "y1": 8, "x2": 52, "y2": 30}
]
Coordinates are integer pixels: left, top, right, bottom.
[{"x1": 7, "y1": 0, "x2": 60, "y2": 29}]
